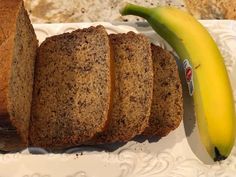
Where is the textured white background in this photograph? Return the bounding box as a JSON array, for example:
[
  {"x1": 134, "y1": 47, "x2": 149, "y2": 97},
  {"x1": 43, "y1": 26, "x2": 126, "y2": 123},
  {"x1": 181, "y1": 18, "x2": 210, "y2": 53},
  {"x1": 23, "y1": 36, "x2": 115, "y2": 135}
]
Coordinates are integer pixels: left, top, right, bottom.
[{"x1": 24, "y1": 0, "x2": 185, "y2": 23}]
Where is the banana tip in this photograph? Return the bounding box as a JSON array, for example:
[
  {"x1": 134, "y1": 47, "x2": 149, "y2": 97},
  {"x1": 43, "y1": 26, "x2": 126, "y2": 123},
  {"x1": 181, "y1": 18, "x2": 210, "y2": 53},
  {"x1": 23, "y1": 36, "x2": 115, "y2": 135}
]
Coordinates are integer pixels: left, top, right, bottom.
[{"x1": 214, "y1": 147, "x2": 227, "y2": 161}]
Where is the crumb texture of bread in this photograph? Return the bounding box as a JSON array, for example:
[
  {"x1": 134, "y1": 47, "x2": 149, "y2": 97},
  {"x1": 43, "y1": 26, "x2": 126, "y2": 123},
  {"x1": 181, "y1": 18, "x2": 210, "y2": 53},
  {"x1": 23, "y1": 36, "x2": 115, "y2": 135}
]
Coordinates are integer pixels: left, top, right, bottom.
[
  {"x1": 92, "y1": 32, "x2": 153, "y2": 143},
  {"x1": 30, "y1": 25, "x2": 111, "y2": 148},
  {"x1": 0, "y1": 0, "x2": 38, "y2": 149},
  {"x1": 143, "y1": 44, "x2": 183, "y2": 137}
]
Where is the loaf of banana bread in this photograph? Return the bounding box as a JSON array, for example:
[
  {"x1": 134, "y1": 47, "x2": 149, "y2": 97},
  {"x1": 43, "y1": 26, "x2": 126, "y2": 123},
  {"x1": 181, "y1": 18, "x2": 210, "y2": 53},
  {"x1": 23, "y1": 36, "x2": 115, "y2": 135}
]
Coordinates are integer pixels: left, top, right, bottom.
[{"x1": 0, "y1": 0, "x2": 38, "y2": 150}]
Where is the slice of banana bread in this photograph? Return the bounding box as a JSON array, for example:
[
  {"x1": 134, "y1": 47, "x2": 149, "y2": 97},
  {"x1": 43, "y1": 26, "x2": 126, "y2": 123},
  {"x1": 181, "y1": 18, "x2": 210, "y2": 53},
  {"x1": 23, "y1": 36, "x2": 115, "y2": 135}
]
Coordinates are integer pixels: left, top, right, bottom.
[
  {"x1": 143, "y1": 44, "x2": 183, "y2": 137},
  {"x1": 0, "y1": 0, "x2": 38, "y2": 150},
  {"x1": 91, "y1": 32, "x2": 153, "y2": 143},
  {"x1": 30, "y1": 25, "x2": 112, "y2": 148}
]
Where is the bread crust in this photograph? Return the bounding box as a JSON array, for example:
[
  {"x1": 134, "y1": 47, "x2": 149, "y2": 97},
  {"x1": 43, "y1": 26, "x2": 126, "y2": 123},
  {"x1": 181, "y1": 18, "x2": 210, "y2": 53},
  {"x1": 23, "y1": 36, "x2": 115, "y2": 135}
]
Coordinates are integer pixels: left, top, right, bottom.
[
  {"x1": 0, "y1": 0, "x2": 24, "y2": 150},
  {"x1": 0, "y1": 0, "x2": 21, "y2": 114}
]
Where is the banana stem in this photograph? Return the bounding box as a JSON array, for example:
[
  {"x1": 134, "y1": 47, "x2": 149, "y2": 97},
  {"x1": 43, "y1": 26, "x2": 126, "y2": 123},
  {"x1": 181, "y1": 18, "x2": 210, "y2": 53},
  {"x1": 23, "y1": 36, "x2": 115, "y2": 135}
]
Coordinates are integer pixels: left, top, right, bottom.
[{"x1": 120, "y1": 3, "x2": 152, "y2": 19}]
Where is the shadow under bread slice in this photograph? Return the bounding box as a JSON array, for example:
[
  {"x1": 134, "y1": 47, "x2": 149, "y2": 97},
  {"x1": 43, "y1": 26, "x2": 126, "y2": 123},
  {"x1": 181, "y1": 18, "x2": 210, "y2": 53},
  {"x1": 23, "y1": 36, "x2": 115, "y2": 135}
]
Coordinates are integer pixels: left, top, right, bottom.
[
  {"x1": 143, "y1": 44, "x2": 183, "y2": 137},
  {"x1": 30, "y1": 25, "x2": 112, "y2": 148},
  {"x1": 89, "y1": 32, "x2": 153, "y2": 143}
]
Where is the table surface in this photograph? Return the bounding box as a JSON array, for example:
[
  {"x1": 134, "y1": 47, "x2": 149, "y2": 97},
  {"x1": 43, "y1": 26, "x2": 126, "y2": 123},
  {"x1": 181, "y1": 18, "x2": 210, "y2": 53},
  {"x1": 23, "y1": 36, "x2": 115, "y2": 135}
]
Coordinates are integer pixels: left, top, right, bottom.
[{"x1": 24, "y1": 0, "x2": 236, "y2": 23}]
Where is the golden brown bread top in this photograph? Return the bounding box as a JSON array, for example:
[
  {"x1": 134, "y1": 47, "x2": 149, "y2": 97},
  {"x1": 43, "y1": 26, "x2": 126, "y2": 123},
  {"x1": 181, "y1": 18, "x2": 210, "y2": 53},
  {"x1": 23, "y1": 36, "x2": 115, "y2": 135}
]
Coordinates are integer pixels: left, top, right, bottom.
[{"x1": 0, "y1": 0, "x2": 22, "y2": 36}]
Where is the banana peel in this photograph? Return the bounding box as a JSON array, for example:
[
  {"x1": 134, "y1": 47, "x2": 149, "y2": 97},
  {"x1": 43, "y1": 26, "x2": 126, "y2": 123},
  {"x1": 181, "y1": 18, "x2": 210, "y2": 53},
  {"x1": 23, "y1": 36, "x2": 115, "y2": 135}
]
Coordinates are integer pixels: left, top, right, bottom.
[{"x1": 120, "y1": 3, "x2": 236, "y2": 161}]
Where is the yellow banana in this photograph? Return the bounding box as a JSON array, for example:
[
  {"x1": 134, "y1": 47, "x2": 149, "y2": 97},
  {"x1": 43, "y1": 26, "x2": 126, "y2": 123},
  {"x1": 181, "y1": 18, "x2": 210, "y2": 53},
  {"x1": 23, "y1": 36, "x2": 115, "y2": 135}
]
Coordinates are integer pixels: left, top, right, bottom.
[{"x1": 120, "y1": 3, "x2": 236, "y2": 161}]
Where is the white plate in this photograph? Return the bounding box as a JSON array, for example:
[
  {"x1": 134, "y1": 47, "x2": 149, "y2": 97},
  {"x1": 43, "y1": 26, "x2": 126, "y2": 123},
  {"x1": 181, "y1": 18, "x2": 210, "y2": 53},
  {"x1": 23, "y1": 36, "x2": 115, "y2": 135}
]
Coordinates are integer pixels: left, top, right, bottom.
[{"x1": 1, "y1": 21, "x2": 236, "y2": 177}]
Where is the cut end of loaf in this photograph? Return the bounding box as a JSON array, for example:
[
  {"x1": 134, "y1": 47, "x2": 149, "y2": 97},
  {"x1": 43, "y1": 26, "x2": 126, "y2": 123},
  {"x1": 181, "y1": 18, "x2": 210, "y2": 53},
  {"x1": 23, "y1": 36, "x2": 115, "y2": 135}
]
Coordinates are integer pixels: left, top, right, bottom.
[{"x1": 7, "y1": 3, "x2": 38, "y2": 145}]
